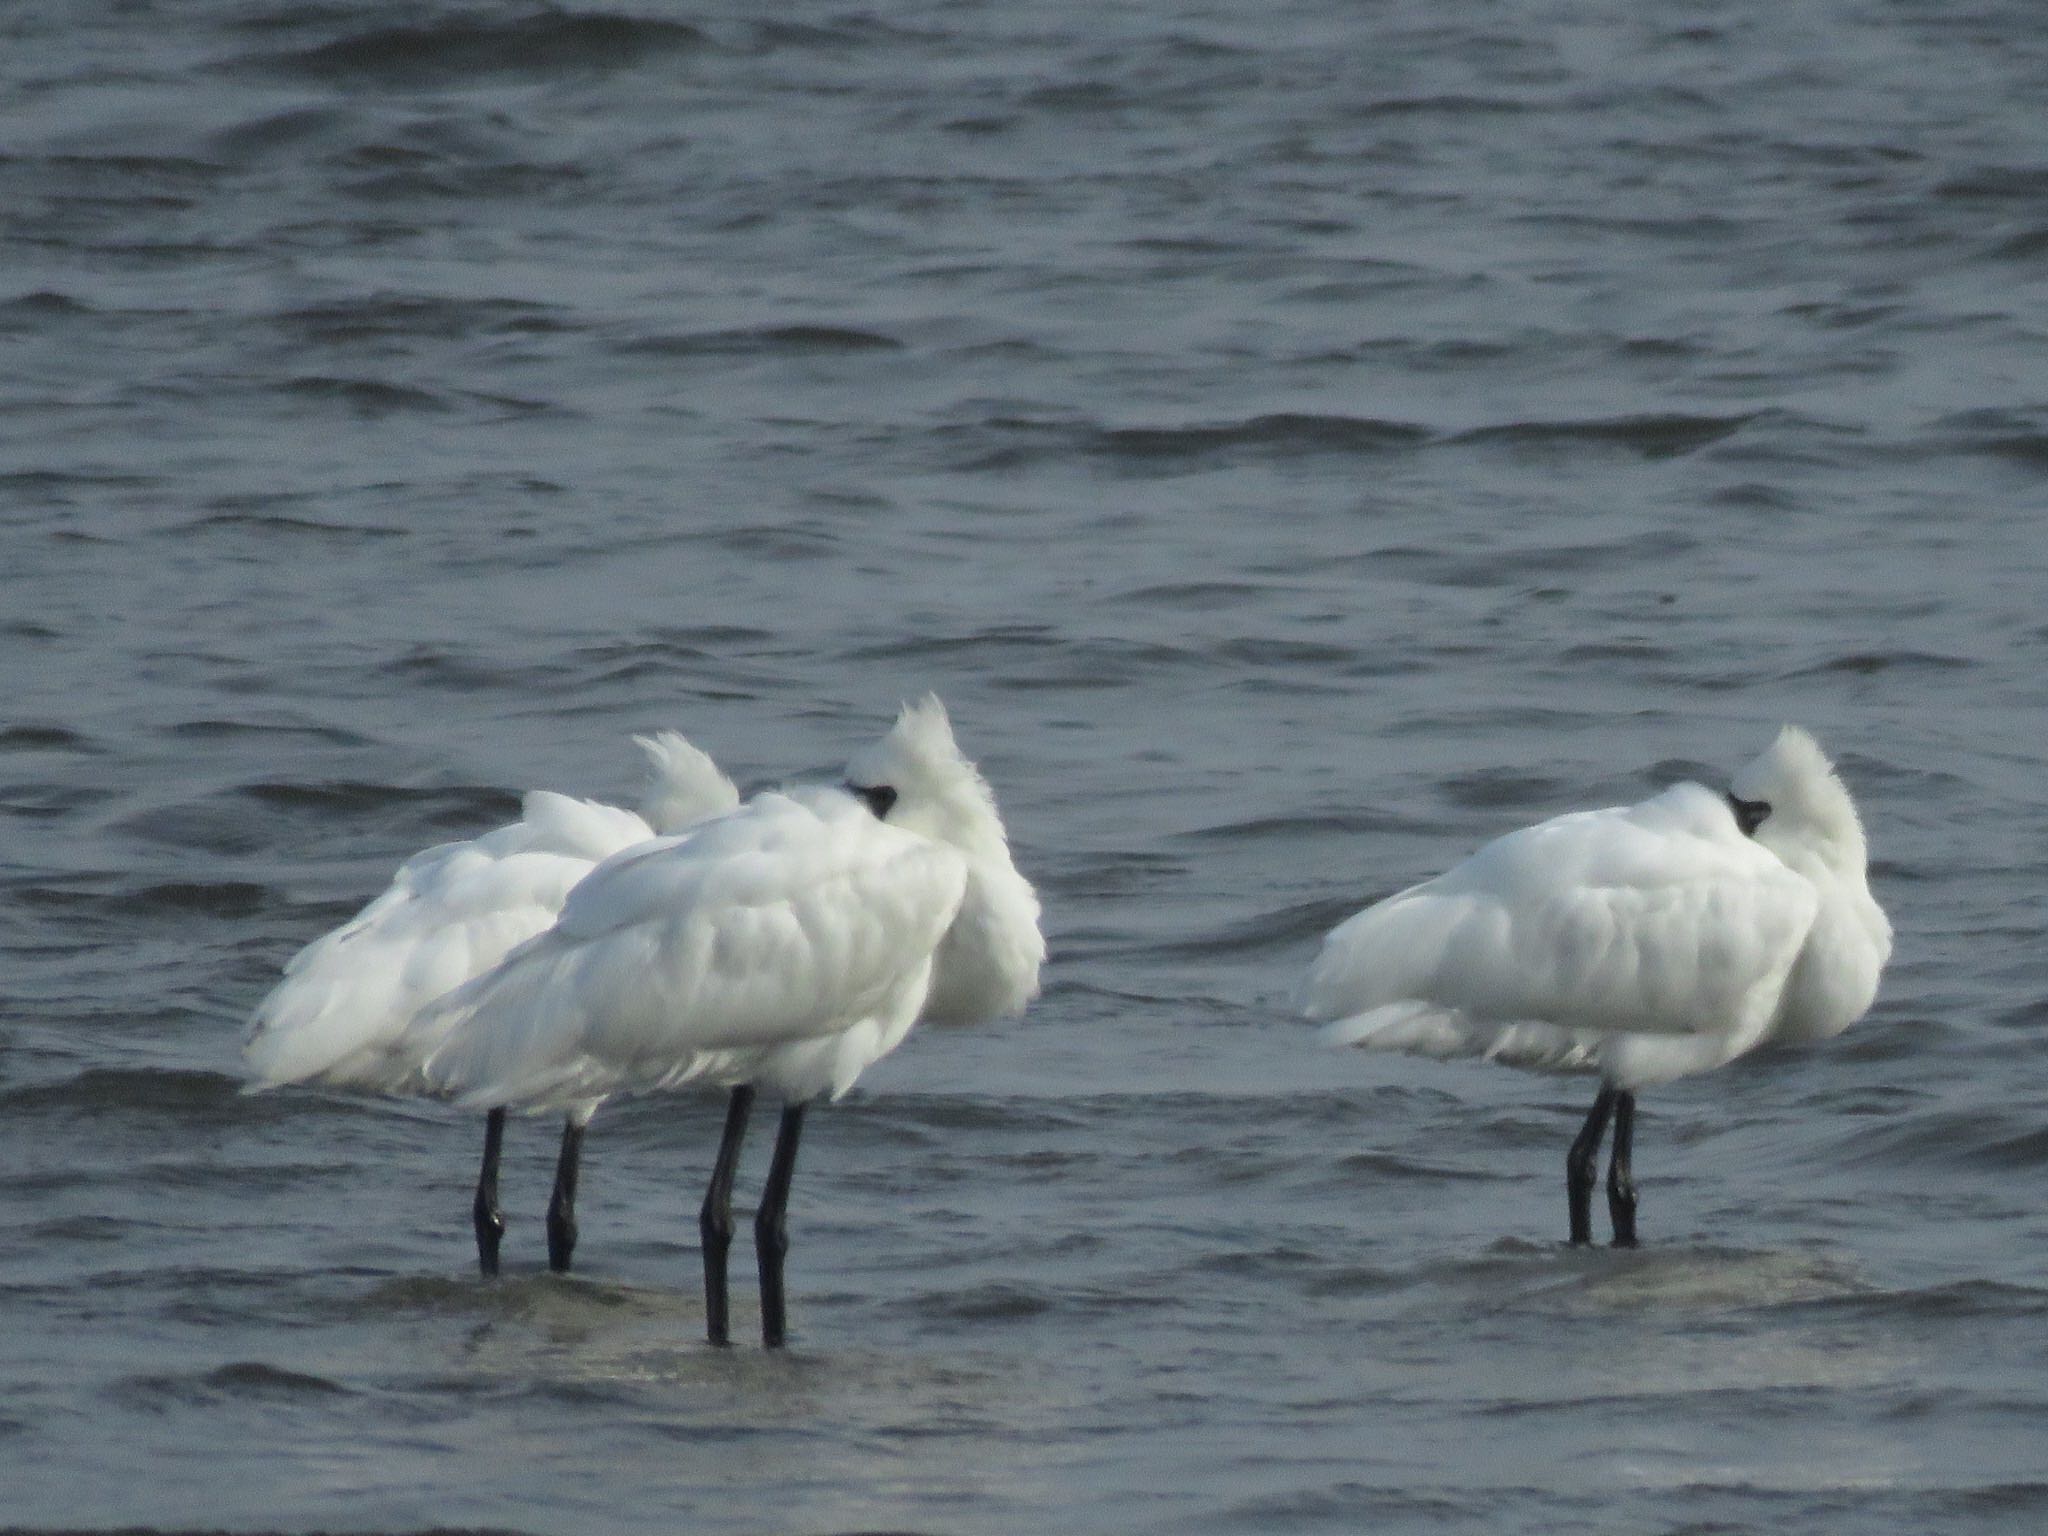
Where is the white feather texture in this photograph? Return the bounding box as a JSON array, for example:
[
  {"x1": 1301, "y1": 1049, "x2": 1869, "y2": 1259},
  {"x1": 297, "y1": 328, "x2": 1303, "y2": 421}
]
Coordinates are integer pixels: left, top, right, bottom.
[
  {"x1": 1730, "y1": 725, "x2": 1893, "y2": 1043},
  {"x1": 859, "y1": 696, "x2": 1046, "y2": 1027},
  {"x1": 1299, "y1": 728, "x2": 1889, "y2": 1090},
  {"x1": 242, "y1": 732, "x2": 739, "y2": 1093},
  {"x1": 414, "y1": 697, "x2": 1043, "y2": 1109},
  {"x1": 631, "y1": 730, "x2": 742, "y2": 839}
]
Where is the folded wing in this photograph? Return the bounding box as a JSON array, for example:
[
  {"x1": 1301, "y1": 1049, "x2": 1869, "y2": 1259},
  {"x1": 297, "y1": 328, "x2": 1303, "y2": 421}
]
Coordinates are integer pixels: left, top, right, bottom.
[
  {"x1": 415, "y1": 791, "x2": 971, "y2": 1108},
  {"x1": 243, "y1": 791, "x2": 657, "y2": 1091},
  {"x1": 1299, "y1": 783, "x2": 1822, "y2": 1086}
]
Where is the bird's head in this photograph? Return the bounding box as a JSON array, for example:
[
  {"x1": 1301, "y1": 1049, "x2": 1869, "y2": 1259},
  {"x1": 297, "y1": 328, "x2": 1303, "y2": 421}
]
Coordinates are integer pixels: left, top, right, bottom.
[
  {"x1": 843, "y1": 695, "x2": 1007, "y2": 857},
  {"x1": 1727, "y1": 724, "x2": 1869, "y2": 876}
]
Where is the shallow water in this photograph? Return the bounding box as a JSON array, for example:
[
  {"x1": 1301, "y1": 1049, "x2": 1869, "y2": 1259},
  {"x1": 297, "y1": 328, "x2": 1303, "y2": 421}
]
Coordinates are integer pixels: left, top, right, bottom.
[{"x1": 3, "y1": 0, "x2": 2048, "y2": 1531}]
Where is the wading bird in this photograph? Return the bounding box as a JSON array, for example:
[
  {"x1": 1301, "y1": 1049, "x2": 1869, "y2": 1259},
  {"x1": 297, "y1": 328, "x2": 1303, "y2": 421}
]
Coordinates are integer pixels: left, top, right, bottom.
[
  {"x1": 410, "y1": 697, "x2": 1044, "y2": 1347},
  {"x1": 1298, "y1": 726, "x2": 1890, "y2": 1244},
  {"x1": 244, "y1": 731, "x2": 739, "y2": 1273}
]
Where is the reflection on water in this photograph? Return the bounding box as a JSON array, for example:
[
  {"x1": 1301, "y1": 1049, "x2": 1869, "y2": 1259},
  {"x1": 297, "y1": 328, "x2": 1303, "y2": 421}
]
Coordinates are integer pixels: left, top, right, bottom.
[{"x1": 3, "y1": 0, "x2": 2048, "y2": 1530}]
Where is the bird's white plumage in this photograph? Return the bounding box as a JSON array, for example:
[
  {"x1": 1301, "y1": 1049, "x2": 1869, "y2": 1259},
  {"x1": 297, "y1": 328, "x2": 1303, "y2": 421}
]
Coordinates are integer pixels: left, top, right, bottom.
[
  {"x1": 842, "y1": 696, "x2": 1046, "y2": 1027},
  {"x1": 1730, "y1": 726, "x2": 1892, "y2": 1043},
  {"x1": 631, "y1": 730, "x2": 746, "y2": 841},
  {"x1": 1300, "y1": 728, "x2": 1889, "y2": 1089},
  {"x1": 243, "y1": 731, "x2": 739, "y2": 1093},
  {"x1": 415, "y1": 696, "x2": 1043, "y2": 1109},
  {"x1": 923, "y1": 857, "x2": 1047, "y2": 1026}
]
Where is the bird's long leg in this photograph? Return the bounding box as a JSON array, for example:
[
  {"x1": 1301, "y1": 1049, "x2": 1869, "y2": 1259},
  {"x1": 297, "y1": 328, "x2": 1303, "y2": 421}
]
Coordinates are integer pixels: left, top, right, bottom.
[
  {"x1": 755, "y1": 1102, "x2": 808, "y2": 1349},
  {"x1": 1566, "y1": 1084, "x2": 1617, "y2": 1246},
  {"x1": 700, "y1": 1085, "x2": 755, "y2": 1347},
  {"x1": 1606, "y1": 1090, "x2": 1638, "y2": 1248},
  {"x1": 545, "y1": 1116, "x2": 586, "y2": 1274},
  {"x1": 474, "y1": 1107, "x2": 508, "y2": 1277}
]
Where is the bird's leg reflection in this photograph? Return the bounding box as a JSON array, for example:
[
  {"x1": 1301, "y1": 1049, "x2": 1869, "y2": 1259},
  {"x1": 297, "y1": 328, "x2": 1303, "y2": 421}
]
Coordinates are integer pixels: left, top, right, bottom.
[
  {"x1": 756, "y1": 1102, "x2": 807, "y2": 1349},
  {"x1": 1606, "y1": 1090, "x2": 1638, "y2": 1247},
  {"x1": 1566, "y1": 1084, "x2": 1617, "y2": 1245},
  {"x1": 545, "y1": 1116, "x2": 585, "y2": 1273},
  {"x1": 700, "y1": 1085, "x2": 754, "y2": 1346},
  {"x1": 473, "y1": 1106, "x2": 507, "y2": 1277}
]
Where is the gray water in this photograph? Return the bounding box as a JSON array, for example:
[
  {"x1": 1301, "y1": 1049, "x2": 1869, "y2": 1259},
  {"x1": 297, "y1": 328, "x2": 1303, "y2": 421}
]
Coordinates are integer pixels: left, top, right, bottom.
[{"x1": 4, "y1": 0, "x2": 2048, "y2": 1530}]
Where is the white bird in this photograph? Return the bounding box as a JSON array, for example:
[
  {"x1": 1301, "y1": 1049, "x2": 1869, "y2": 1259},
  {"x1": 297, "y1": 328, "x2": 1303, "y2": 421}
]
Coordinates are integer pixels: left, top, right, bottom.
[
  {"x1": 244, "y1": 730, "x2": 741, "y2": 1273},
  {"x1": 409, "y1": 697, "x2": 1044, "y2": 1346},
  {"x1": 1298, "y1": 726, "x2": 1891, "y2": 1245}
]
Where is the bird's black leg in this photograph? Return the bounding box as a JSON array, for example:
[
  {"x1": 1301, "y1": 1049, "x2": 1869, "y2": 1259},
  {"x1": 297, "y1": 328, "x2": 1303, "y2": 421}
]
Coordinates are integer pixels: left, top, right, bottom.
[
  {"x1": 700, "y1": 1085, "x2": 755, "y2": 1347},
  {"x1": 1566, "y1": 1084, "x2": 1617, "y2": 1246},
  {"x1": 474, "y1": 1107, "x2": 507, "y2": 1277},
  {"x1": 1606, "y1": 1090, "x2": 1638, "y2": 1248},
  {"x1": 546, "y1": 1116, "x2": 586, "y2": 1273},
  {"x1": 755, "y1": 1102, "x2": 807, "y2": 1349}
]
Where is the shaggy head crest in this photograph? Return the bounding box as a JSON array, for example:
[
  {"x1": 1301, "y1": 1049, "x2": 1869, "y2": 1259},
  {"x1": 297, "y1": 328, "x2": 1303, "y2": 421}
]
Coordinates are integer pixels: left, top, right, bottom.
[
  {"x1": 844, "y1": 695, "x2": 1004, "y2": 852},
  {"x1": 1729, "y1": 724, "x2": 1866, "y2": 868},
  {"x1": 633, "y1": 730, "x2": 741, "y2": 835}
]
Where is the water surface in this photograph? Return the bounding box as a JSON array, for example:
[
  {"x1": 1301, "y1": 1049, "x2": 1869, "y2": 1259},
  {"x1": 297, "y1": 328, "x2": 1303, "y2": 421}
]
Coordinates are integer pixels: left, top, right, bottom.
[{"x1": 3, "y1": 0, "x2": 2047, "y2": 1531}]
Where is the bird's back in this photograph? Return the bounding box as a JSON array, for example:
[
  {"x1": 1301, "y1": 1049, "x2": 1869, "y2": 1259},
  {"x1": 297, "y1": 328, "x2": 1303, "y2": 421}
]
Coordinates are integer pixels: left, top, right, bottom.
[
  {"x1": 1301, "y1": 783, "x2": 1822, "y2": 1084},
  {"x1": 415, "y1": 790, "x2": 972, "y2": 1109},
  {"x1": 243, "y1": 792, "x2": 654, "y2": 1091}
]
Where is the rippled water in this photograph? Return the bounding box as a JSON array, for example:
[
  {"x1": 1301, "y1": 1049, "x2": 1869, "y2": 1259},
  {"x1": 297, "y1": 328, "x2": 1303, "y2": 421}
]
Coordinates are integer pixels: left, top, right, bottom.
[{"x1": 4, "y1": 0, "x2": 2048, "y2": 1531}]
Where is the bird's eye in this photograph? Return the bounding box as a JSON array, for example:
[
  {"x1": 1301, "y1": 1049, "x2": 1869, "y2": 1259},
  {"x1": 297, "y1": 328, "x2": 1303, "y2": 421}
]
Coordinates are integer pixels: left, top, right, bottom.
[
  {"x1": 1727, "y1": 794, "x2": 1771, "y2": 836},
  {"x1": 850, "y1": 783, "x2": 898, "y2": 819}
]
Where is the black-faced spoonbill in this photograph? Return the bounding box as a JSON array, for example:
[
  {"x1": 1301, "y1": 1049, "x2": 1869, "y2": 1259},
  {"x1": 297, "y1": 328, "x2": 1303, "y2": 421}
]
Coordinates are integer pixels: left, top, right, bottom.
[
  {"x1": 410, "y1": 697, "x2": 1045, "y2": 1347},
  {"x1": 244, "y1": 731, "x2": 739, "y2": 1273},
  {"x1": 1298, "y1": 727, "x2": 1890, "y2": 1245}
]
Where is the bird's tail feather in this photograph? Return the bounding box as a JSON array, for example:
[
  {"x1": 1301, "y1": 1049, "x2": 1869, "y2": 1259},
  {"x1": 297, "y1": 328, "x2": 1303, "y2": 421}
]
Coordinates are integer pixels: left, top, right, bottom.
[
  {"x1": 1321, "y1": 1003, "x2": 1751, "y2": 1088},
  {"x1": 1319, "y1": 1002, "x2": 1606, "y2": 1074}
]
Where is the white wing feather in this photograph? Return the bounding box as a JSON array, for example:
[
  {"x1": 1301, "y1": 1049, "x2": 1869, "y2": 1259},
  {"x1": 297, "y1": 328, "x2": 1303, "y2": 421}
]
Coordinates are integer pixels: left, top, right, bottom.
[
  {"x1": 634, "y1": 730, "x2": 741, "y2": 834},
  {"x1": 414, "y1": 790, "x2": 970, "y2": 1109},
  {"x1": 1299, "y1": 783, "x2": 1822, "y2": 1088},
  {"x1": 243, "y1": 792, "x2": 655, "y2": 1090},
  {"x1": 245, "y1": 733, "x2": 740, "y2": 1094}
]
